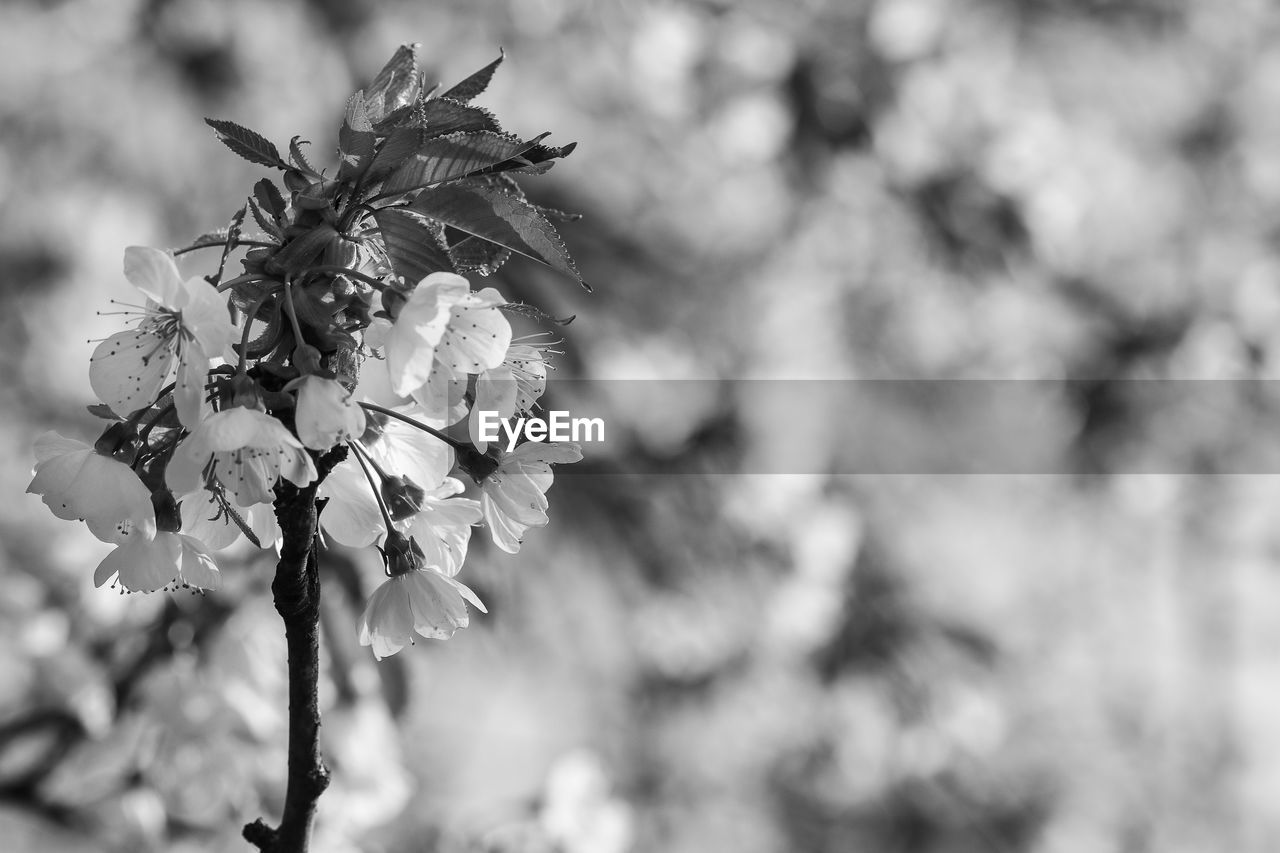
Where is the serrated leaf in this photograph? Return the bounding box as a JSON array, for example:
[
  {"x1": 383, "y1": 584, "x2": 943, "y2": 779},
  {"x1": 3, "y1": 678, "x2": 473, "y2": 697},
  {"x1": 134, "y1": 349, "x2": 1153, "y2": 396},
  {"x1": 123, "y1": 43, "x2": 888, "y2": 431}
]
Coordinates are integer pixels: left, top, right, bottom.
[
  {"x1": 442, "y1": 49, "x2": 504, "y2": 102},
  {"x1": 338, "y1": 91, "x2": 377, "y2": 182},
  {"x1": 214, "y1": 206, "x2": 247, "y2": 285},
  {"x1": 205, "y1": 118, "x2": 284, "y2": 169},
  {"x1": 534, "y1": 203, "x2": 583, "y2": 223},
  {"x1": 87, "y1": 403, "x2": 123, "y2": 421},
  {"x1": 379, "y1": 131, "x2": 547, "y2": 197},
  {"x1": 449, "y1": 235, "x2": 512, "y2": 276},
  {"x1": 321, "y1": 234, "x2": 360, "y2": 269},
  {"x1": 500, "y1": 161, "x2": 558, "y2": 177},
  {"x1": 364, "y1": 125, "x2": 428, "y2": 183},
  {"x1": 173, "y1": 229, "x2": 230, "y2": 255},
  {"x1": 473, "y1": 140, "x2": 577, "y2": 177},
  {"x1": 373, "y1": 208, "x2": 456, "y2": 284},
  {"x1": 422, "y1": 97, "x2": 502, "y2": 136},
  {"x1": 253, "y1": 178, "x2": 286, "y2": 220},
  {"x1": 366, "y1": 44, "x2": 420, "y2": 122},
  {"x1": 410, "y1": 181, "x2": 585, "y2": 287},
  {"x1": 371, "y1": 103, "x2": 415, "y2": 136},
  {"x1": 289, "y1": 136, "x2": 319, "y2": 175},
  {"x1": 500, "y1": 302, "x2": 576, "y2": 325},
  {"x1": 265, "y1": 223, "x2": 340, "y2": 275},
  {"x1": 221, "y1": 501, "x2": 262, "y2": 549},
  {"x1": 247, "y1": 197, "x2": 283, "y2": 241}
]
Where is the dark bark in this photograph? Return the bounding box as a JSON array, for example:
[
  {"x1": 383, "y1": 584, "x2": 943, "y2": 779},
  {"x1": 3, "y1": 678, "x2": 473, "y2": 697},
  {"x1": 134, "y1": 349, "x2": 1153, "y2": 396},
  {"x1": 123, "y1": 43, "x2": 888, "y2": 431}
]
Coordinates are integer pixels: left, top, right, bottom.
[{"x1": 244, "y1": 448, "x2": 345, "y2": 853}]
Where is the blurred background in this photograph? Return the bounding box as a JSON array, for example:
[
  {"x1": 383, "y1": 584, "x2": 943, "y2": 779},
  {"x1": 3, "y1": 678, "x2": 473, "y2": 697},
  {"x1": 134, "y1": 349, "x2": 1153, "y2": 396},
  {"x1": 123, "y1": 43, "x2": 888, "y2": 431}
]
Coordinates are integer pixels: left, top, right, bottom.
[{"x1": 5, "y1": 0, "x2": 1280, "y2": 851}]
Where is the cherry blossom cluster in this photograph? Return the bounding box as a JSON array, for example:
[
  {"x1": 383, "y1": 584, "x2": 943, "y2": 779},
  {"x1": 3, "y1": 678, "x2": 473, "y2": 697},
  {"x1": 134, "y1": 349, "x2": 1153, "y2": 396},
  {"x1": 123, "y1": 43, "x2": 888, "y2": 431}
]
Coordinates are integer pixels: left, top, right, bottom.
[{"x1": 27, "y1": 46, "x2": 583, "y2": 659}]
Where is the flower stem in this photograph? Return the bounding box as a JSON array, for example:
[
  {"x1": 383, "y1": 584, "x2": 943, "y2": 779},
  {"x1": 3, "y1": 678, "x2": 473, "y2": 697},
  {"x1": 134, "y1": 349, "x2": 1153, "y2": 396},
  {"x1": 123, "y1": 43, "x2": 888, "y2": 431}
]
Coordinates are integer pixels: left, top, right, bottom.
[
  {"x1": 282, "y1": 281, "x2": 307, "y2": 347},
  {"x1": 347, "y1": 440, "x2": 397, "y2": 533},
  {"x1": 175, "y1": 239, "x2": 275, "y2": 258},
  {"x1": 218, "y1": 273, "x2": 272, "y2": 292},
  {"x1": 237, "y1": 291, "x2": 275, "y2": 375},
  {"x1": 301, "y1": 265, "x2": 389, "y2": 291},
  {"x1": 357, "y1": 402, "x2": 467, "y2": 451}
]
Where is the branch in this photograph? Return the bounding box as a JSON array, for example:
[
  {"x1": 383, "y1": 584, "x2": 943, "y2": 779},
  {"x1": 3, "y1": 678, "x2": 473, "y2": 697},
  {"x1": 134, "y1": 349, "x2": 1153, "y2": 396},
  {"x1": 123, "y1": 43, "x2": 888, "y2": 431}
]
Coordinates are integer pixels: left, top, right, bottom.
[{"x1": 244, "y1": 448, "x2": 347, "y2": 853}]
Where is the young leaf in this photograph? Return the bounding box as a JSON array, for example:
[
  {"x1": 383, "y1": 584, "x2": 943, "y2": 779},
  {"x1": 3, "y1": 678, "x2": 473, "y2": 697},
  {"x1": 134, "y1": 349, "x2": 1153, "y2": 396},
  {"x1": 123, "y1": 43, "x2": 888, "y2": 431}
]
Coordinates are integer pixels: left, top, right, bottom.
[
  {"x1": 379, "y1": 131, "x2": 548, "y2": 197},
  {"x1": 364, "y1": 125, "x2": 428, "y2": 183},
  {"x1": 533, "y1": 203, "x2": 583, "y2": 223},
  {"x1": 87, "y1": 403, "x2": 123, "y2": 421},
  {"x1": 338, "y1": 91, "x2": 377, "y2": 183},
  {"x1": 474, "y1": 140, "x2": 578, "y2": 177},
  {"x1": 410, "y1": 180, "x2": 586, "y2": 288},
  {"x1": 205, "y1": 118, "x2": 285, "y2": 169},
  {"x1": 442, "y1": 49, "x2": 504, "y2": 102},
  {"x1": 422, "y1": 97, "x2": 502, "y2": 136},
  {"x1": 213, "y1": 205, "x2": 247, "y2": 286},
  {"x1": 253, "y1": 178, "x2": 287, "y2": 221},
  {"x1": 289, "y1": 136, "x2": 320, "y2": 175},
  {"x1": 264, "y1": 223, "x2": 340, "y2": 275},
  {"x1": 373, "y1": 208, "x2": 456, "y2": 284},
  {"x1": 371, "y1": 103, "x2": 415, "y2": 136},
  {"x1": 173, "y1": 228, "x2": 230, "y2": 256},
  {"x1": 247, "y1": 197, "x2": 284, "y2": 242},
  {"x1": 499, "y1": 302, "x2": 576, "y2": 326},
  {"x1": 366, "y1": 44, "x2": 420, "y2": 122}
]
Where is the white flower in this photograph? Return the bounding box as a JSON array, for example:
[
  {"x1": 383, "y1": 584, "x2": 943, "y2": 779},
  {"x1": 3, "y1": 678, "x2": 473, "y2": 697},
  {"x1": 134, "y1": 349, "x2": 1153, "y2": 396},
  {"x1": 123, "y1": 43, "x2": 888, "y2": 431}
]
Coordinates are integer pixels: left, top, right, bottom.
[
  {"x1": 165, "y1": 406, "x2": 317, "y2": 507},
  {"x1": 26, "y1": 432, "x2": 156, "y2": 543},
  {"x1": 468, "y1": 341, "x2": 552, "y2": 450},
  {"x1": 319, "y1": 403, "x2": 452, "y2": 547},
  {"x1": 292, "y1": 376, "x2": 367, "y2": 451},
  {"x1": 94, "y1": 531, "x2": 220, "y2": 593},
  {"x1": 357, "y1": 533, "x2": 486, "y2": 659},
  {"x1": 179, "y1": 488, "x2": 281, "y2": 550},
  {"x1": 481, "y1": 442, "x2": 582, "y2": 554},
  {"x1": 399, "y1": 478, "x2": 482, "y2": 574},
  {"x1": 90, "y1": 247, "x2": 236, "y2": 427},
  {"x1": 317, "y1": 459, "x2": 385, "y2": 548},
  {"x1": 384, "y1": 272, "x2": 512, "y2": 401}
]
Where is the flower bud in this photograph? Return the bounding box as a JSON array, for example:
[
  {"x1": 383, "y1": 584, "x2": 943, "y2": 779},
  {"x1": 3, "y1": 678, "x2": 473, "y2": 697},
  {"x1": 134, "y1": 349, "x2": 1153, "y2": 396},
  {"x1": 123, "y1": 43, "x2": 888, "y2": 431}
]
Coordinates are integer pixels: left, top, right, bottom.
[
  {"x1": 380, "y1": 280, "x2": 413, "y2": 321},
  {"x1": 283, "y1": 170, "x2": 310, "y2": 192},
  {"x1": 292, "y1": 344, "x2": 324, "y2": 376},
  {"x1": 381, "y1": 530, "x2": 426, "y2": 577},
  {"x1": 229, "y1": 374, "x2": 261, "y2": 409},
  {"x1": 381, "y1": 474, "x2": 426, "y2": 522},
  {"x1": 456, "y1": 444, "x2": 500, "y2": 485},
  {"x1": 94, "y1": 421, "x2": 140, "y2": 464}
]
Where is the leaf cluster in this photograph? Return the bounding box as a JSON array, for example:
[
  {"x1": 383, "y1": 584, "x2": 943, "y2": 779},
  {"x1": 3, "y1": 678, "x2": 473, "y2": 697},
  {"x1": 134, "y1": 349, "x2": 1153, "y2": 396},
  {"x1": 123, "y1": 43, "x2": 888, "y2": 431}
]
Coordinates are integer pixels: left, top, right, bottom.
[{"x1": 195, "y1": 44, "x2": 584, "y2": 369}]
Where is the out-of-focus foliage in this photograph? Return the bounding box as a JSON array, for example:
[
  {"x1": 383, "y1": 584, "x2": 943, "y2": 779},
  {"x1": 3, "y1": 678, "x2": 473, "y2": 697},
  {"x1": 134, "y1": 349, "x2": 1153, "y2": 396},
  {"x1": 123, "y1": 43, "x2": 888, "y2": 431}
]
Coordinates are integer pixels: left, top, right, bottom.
[{"x1": 6, "y1": 1, "x2": 1280, "y2": 852}]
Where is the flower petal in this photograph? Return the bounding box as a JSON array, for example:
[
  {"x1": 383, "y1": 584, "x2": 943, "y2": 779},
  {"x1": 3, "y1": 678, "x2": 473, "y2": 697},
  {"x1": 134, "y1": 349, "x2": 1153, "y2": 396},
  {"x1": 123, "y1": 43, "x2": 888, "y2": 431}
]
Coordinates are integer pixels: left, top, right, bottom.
[
  {"x1": 318, "y1": 460, "x2": 387, "y2": 547},
  {"x1": 33, "y1": 432, "x2": 90, "y2": 464},
  {"x1": 95, "y1": 532, "x2": 181, "y2": 592},
  {"x1": 437, "y1": 301, "x2": 511, "y2": 374},
  {"x1": 89, "y1": 328, "x2": 174, "y2": 419},
  {"x1": 404, "y1": 570, "x2": 471, "y2": 640},
  {"x1": 358, "y1": 579, "x2": 415, "y2": 660},
  {"x1": 482, "y1": 490, "x2": 528, "y2": 554},
  {"x1": 28, "y1": 448, "x2": 91, "y2": 520},
  {"x1": 174, "y1": 345, "x2": 210, "y2": 429},
  {"x1": 180, "y1": 489, "x2": 243, "y2": 551},
  {"x1": 123, "y1": 246, "x2": 183, "y2": 308},
  {"x1": 176, "y1": 535, "x2": 220, "y2": 590},
  {"x1": 386, "y1": 284, "x2": 450, "y2": 396},
  {"x1": 178, "y1": 277, "x2": 236, "y2": 355},
  {"x1": 165, "y1": 432, "x2": 211, "y2": 497}
]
